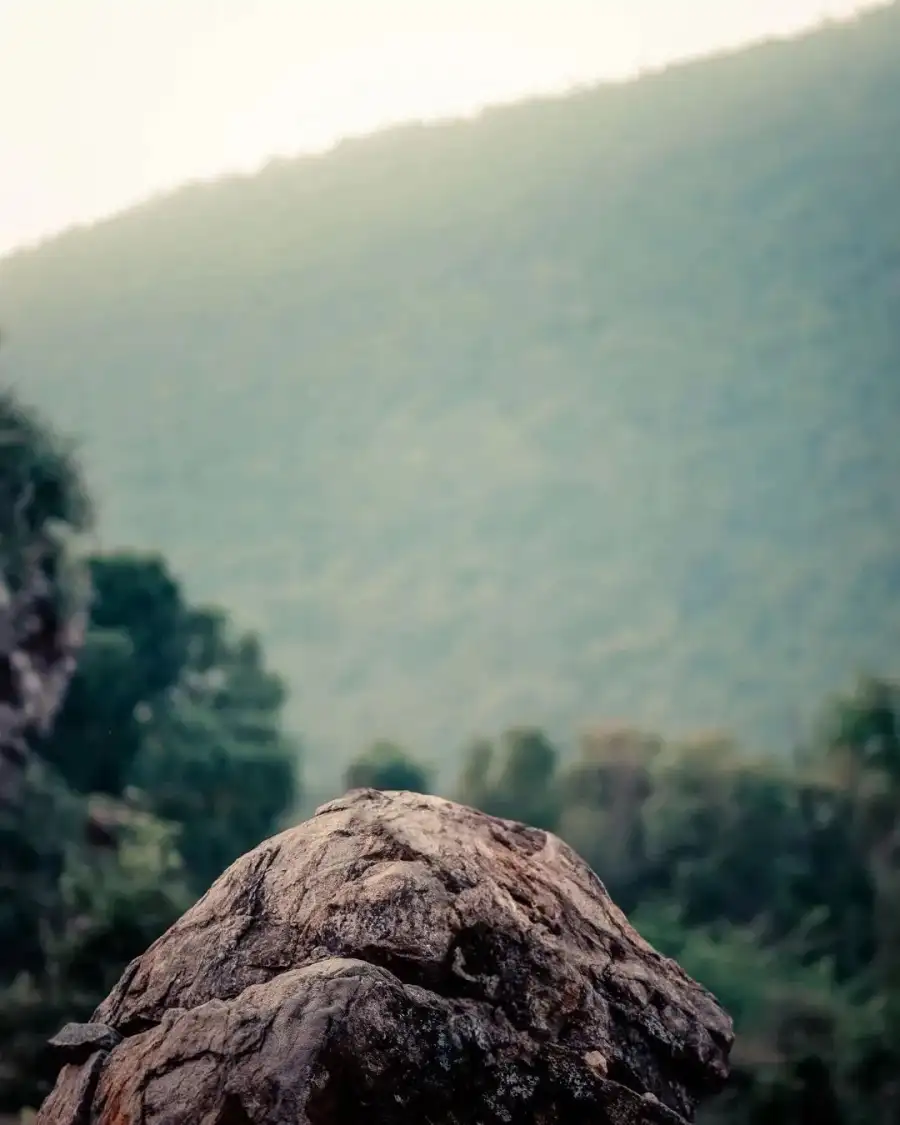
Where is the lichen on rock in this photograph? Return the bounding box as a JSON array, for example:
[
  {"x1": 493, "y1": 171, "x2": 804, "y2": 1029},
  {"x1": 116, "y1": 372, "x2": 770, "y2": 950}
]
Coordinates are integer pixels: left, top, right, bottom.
[{"x1": 37, "y1": 788, "x2": 733, "y2": 1124}]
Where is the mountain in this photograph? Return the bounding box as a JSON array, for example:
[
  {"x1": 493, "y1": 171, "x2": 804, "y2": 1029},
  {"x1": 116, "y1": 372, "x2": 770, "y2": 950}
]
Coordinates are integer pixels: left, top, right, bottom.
[{"x1": 1, "y1": 5, "x2": 898, "y2": 789}]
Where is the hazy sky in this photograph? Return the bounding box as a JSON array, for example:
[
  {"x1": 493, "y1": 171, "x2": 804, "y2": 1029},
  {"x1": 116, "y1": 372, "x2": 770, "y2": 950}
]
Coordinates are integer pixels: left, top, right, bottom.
[{"x1": 0, "y1": 0, "x2": 880, "y2": 256}]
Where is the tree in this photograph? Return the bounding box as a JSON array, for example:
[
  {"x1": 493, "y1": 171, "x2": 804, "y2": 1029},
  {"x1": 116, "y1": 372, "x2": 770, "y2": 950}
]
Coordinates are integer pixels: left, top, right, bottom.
[
  {"x1": 449, "y1": 680, "x2": 900, "y2": 1124},
  {"x1": 633, "y1": 902, "x2": 856, "y2": 1125},
  {"x1": 33, "y1": 552, "x2": 301, "y2": 892},
  {"x1": 809, "y1": 676, "x2": 900, "y2": 1118},
  {"x1": 0, "y1": 386, "x2": 284, "y2": 1108},
  {"x1": 556, "y1": 726, "x2": 661, "y2": 908},
  {"x1": 0, "y1": 387, "x2": 91, "y2": 542},
  {"x1": 37, "y1": 553, "x2": 194, "y2": 796},
  {"x1": 0, "y1": 771, "x2": 191, "y2": 1112},
  {"x1": 639, "y1": 734, "x2": 875, "y2": 974},
  {"x1": 456, "y1": 727, "x2": 560, "y2": 830},
  {"x1": 0, "y1": 377, "x2": 302, "y2": 1111},
  {"x1": 344, "y1": 740, "x2": 431, "y2": 794}
]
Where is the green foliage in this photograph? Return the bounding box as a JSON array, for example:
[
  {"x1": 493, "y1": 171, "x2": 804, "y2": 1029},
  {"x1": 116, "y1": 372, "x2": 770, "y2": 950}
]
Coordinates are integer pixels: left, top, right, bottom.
[
  {"x1": 0, "y1": 787, "x2": 192, "y2": 1112},
  {"x1": 0, "y1": 759, "x2": 84, "y2": 987},
  {"x1": 556, "y1": 727, "x2": 661, "y2": 907},
  {"x1": 2, "y1": 12, "x2": 899, "y2": 1122},
  {"x1": 344, "y1": 740, "x2": 431, "y2": 793},
  {"x1": 0, "y1": 388, "x2": 90, "y2": 544},
  {"x1": 130, "y1": 696, "x2": 298, "y2": 893},
  {"x1": 457, "y1": 727, "x2": 560, "y2": 830},
  {"x1": 48, "y1": 802, "x2": 193, "y2": 991},
  {"x1": 454, "y1": 676, "x2": 900, "y2": 1124},
  {"x1": 0, "y1": 557, "x2": 300, "y2": 1105},
  {"x1": 632, "y1": 902, "x2": 850, "y2": 1057},
  {"x1": 0, "y1": 395, "x2": 303, "y2": 1110},
  {"x1": 39, "y1": 553, "x2": 194, "y2": 794},
  {"x1": 35, "y1": 551, "x2": 300, "y2": 889},
  {"x1": 0, "y1": 384, "x2": 91, "y2": 641},
  {"x1": 37, "y1": 627, "x2": 143, "y2": 795},
  {"x1": 634, "y1": 904, "x2": 870, "y2": 1125},
  {"x1": 1, "y1": 557, "x2": 301, "y2": 1106},
  {"x1": 641, "y1": 741, "x2": 877, "y2": 976},
  {"x1": 2, "y1": 8, "x2": 899, "y2": 790},
  {"x1": 88, "y1": 553, "x2": 188, "y2": 702}
]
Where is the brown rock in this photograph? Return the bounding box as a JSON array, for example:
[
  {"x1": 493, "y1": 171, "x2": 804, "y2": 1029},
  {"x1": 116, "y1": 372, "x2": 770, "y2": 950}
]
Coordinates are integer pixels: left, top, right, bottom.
[
  {"x1": 0, "y1": 387, "x2": 91, "y2": 808},
  {"x1": 0, "y1": 554, "x2": 86, "y2": 808},
  {"x1": 37, "y1": 788, "x2": 733, "y2": 1124}
]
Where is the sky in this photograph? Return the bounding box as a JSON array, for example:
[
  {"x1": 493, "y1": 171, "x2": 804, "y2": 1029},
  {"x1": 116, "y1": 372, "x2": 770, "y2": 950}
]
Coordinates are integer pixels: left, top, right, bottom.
[{"x1": 0, "y1": 0, "x2": 883, "y2": 257}]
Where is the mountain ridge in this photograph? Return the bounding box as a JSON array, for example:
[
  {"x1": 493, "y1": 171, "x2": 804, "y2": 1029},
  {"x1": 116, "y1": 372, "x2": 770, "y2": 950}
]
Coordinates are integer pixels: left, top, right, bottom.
[
  {"x1": 0, "y1": 4, "x2": 888, "y2": 272},
  {"x1": 2, "y1": 3, "x2": 899, "y2": 787}
]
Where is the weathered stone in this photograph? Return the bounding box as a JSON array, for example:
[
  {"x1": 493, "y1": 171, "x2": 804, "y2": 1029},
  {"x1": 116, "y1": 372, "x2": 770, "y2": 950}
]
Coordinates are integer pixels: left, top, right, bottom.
[
  {"x1": 0, "y1": 557, "x2": 85, "y2": 808},
  {"x1": 37, "y1": 788, "x2": 733, "y2": 1124},
  {"x1": 36, "y1": 1051, "x2": 106, "y2": 1125},
  {"x1": 47, "y1": 1023, "x2": 122, "y2": 1066},
  {"x1": 0, "y1": 388, "x2": 90, "y2": 808}
]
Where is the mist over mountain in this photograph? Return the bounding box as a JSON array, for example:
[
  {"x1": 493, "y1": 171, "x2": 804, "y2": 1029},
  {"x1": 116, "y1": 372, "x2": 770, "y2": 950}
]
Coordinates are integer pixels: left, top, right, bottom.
[{"x1": 2, "y1": 4, "x2": 898, "y2": 788}]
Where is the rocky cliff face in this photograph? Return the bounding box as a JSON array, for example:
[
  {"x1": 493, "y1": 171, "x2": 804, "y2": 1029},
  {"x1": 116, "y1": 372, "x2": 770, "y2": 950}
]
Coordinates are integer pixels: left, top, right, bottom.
[
  {"x1": 38, "y1": 788, "x2": 733, "y2": 1124},
  {"x1": 0, "y1": 385, "x2": 90, "y2": 810},
  {"x1": 0, "y1": 539, "x2": 85, "y2": 808}
]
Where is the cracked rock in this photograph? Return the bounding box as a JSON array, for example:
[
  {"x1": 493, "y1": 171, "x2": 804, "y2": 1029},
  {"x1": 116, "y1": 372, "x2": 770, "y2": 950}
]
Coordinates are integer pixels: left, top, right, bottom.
[
  {"x1": 37, "y1": 788, "x2": 733, "y2": 1124},
  {"x1": 0, "y1": 558, "x2": 86, "y2": 809}
]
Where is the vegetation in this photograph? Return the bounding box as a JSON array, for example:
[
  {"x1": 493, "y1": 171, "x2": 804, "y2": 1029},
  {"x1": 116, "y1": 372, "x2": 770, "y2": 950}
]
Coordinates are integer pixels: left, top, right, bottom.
[
  {"x1": 0, "y1": 388, "x2": 300, "y2": 1113},
  {"x1": 342, "y1": 680, "x2": 900, "y2": 1124},
  {"x1": 344, "y1": 739, "x2": 431, "y2": 794},
  {"x1": 2, "y1": 7, "x2": 899, "y2": 793},
  {"x1": 0, "y1": 8, "x2": 898, "y2": 1122},
  {"x1": 0, "y1": 372, "x2": 897, "y2": 1123}
]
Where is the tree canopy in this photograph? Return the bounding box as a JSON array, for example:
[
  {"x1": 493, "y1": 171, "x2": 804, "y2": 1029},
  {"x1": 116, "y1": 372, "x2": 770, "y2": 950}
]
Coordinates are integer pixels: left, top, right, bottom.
[
  {"x1": 2, "y1": 6, "x2": 898, "y2": 794},
  {"x1": 0, "y1": 388, "x2": 301, "y2": 1113}
]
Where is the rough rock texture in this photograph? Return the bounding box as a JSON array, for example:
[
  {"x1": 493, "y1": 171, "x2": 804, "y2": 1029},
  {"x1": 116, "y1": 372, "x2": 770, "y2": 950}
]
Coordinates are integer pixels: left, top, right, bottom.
[
  {"x1": 47, "y1": 1023, "x2": 123, "y2": 1066},
  {"x1": 37, "y1": 788, "x2": 733, "y2": 1124},
  {"x1": 0, "y1": 550, "x2": 86, "y2": 807}
]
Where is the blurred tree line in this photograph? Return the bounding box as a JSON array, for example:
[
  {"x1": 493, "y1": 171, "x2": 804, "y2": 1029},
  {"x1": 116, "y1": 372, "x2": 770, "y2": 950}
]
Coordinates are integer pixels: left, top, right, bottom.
[
  {"x1": 0, "y1": 388, "x2": 300, "y2": 1113},
  {"x1": 2, "y1": 384, "x2": 898, "y2": 1124},
  {"x1": 352, "y1": 701, "x2": 900, "y2": 1125}
]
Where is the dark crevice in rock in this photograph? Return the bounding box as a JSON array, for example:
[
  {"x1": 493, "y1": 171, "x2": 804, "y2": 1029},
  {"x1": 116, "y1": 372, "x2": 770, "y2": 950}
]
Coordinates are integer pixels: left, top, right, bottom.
[
  {"x1": 70, "y1": 1051, "x2": 107, "y2": 1125},
  {"x1": 114, "y1": 1014, "x2": 162, "y2": 1039},
  {"x1": 216, "y1": 1094, "x2": 255, "y2": 1125},
  {"x1": 347, "y1": 945, "x2": 474, "y2": 1003},
  {"x1": 0, "y1": 654, "x2": 21, "y2": 707}
]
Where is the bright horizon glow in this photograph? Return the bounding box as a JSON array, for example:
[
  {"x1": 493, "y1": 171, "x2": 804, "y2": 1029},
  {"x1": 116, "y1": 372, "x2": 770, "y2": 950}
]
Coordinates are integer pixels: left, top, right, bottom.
[{"x1": 0, "y1": 0, "x2": 885, "y2": 258}]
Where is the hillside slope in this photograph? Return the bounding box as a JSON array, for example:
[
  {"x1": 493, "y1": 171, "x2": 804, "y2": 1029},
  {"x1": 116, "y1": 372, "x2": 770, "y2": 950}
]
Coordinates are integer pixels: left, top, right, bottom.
[{"x1": 2, "y1": 5, "x2": 899, "y2": 786}]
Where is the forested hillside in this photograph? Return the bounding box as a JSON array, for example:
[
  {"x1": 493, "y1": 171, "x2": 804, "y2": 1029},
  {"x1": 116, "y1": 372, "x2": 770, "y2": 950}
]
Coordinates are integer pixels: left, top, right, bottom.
[
  {"x1": 1, "y1": 380, "x2": 898, "y2": 1123},
  {"x1": 1, "y1": 4, "x2": 898, "y2": 787}
]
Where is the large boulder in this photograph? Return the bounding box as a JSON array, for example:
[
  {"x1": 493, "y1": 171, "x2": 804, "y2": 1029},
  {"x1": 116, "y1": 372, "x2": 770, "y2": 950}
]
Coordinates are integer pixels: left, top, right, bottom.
[{"x1": 37, "y1": 788, "x2": 733, "y2": 1124}]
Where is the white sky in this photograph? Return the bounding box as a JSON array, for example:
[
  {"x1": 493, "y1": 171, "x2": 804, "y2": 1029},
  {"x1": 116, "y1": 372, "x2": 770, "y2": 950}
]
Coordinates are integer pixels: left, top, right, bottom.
[{"x1": 0, "y1": 0, "x2": 881, "y2": 256}]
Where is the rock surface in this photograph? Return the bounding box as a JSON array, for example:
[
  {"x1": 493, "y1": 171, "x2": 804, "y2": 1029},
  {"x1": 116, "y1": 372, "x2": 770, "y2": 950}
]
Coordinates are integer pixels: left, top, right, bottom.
[
  {"x1": 0, "y1": 547, "x2": 85, "y2": 808},
  {"x1": 47, "y1": 1023, "x2": 123, "y2": 1066},
  {"x1": 37, "y1": 788, "x2": 733, "y2": 1124},
  {"x1": 0, "y1": 385, "x2": 90, "y2": 810}
]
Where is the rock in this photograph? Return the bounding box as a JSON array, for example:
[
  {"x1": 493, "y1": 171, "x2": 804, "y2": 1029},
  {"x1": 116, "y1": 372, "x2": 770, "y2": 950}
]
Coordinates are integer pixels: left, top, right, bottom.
[
  {"x1": 37, "y1": 789, "x2": 733, "y2": 1124},
  {"x1": 47, "y1": 1023, "x2": 122, "y2": 1066},
  {"x1": 0, "y1": 389, "x2": 91, "y2": 810},
  {"x1": 0, "y1": 558, "x2": 86, "y2": 808},
  {"x1": 39, "y1": 1051, "x2": 106, "y2": 1125}
]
